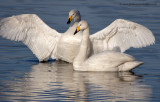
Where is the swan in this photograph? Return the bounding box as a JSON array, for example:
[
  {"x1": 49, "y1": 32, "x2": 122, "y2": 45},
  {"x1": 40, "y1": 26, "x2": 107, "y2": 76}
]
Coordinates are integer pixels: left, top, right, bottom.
[
  {"x1": 73, "y1": 20, "x2": 143, "y2": 71},
  {"x1": 0, "y1": 9, "x2": 83, "y2": 62},
  {"x1": 0, "y1": 9, "x2": 155, "y2": 63}
]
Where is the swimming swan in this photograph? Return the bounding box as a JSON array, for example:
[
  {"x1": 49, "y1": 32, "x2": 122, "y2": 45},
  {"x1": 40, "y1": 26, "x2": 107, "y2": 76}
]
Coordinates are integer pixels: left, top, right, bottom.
[
  {"x1": 0, "y1": 10, "x2": 155, "y2": 63},
  {"x1": 73, "y1": 20, "x2": 143, "y2": 71}
]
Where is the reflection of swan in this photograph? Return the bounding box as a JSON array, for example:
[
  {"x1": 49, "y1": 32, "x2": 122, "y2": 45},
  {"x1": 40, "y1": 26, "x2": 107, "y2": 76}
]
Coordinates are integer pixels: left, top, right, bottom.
[
  {"x1": 3, "y1": 62, "x2": 151, "y2": 101},
  {"x1": 74, "y1": 71, "x2": 152, "y2": 102},
  {"x1": 73, "y1": 20, "x2": 143, "y2": 71}
]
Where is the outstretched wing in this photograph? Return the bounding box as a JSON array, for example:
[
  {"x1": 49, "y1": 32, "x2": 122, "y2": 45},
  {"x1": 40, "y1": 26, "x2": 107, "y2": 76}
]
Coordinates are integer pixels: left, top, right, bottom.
[
  {"x1": 0, "y1": 14, "x2": 61, "y2": 61},
  {"x1": 90, "y1": 19, "x2": 155, "y2": 54}
]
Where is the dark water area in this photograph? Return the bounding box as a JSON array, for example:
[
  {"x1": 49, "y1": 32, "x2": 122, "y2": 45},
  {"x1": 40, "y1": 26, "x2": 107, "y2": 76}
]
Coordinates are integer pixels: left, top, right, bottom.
[{"x1": 0, "y1": 0, "x2": 160, "y2": 101}]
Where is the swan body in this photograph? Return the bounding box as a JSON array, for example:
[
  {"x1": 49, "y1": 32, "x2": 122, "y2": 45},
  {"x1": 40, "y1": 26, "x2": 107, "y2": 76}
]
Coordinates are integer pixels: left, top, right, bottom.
[
  {"x1": 73, "y1": 20, "x2": 143, "y2": 71},
  {"x1": 0, "y1": 10, "x2": 155, "y2": 62}
]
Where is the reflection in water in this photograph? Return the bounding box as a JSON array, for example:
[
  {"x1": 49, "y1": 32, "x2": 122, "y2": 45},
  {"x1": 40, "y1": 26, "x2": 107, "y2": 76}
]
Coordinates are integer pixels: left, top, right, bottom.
[{"x1": 2, "y1": 61, "x2": 151, "y2": 101}]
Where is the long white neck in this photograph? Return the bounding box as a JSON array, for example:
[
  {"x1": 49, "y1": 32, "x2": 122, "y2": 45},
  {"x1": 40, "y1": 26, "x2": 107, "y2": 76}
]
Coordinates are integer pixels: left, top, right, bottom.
[
  {"x1": 73, "y1": 27, "x2": 90, "y2": 69},
  {"x1": 71, "y1": 15, "x2": 81, "y2": 28}
]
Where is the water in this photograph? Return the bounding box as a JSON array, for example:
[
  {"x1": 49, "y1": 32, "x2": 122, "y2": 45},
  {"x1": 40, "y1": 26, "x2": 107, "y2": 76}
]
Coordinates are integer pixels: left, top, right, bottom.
[{"x1": 0, "y1": 0, "x2": 160, "y2": 101}]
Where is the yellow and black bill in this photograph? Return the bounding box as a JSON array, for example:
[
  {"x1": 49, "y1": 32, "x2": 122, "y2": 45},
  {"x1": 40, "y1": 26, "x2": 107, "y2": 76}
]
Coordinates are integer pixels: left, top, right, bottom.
[
  {"x1": 67, "y1": 16, "x2": 72, "y2": 24},
  {"x1": 74, "y1": 26, "x2": 80, "y2": 35}
]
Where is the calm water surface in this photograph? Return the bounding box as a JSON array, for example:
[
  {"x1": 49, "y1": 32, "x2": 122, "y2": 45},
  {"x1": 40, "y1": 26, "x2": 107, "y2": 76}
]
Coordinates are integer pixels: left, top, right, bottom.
[{"x1": 0, "y1": 0, "x2": 160, "y2": 102}]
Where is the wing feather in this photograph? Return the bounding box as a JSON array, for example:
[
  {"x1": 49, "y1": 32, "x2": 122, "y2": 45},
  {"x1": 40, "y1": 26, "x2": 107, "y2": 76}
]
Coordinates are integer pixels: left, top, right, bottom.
[
  {"x1": 0, "y1": 14, "x2": 61, "y2": 61},
  {"x1": 90, "y1": 19, "x2": 155, "y2": 53}
]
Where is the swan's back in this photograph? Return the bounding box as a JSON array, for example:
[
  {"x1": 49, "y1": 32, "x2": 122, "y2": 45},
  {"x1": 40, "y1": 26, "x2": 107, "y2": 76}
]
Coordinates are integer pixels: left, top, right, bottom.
[{"x1": 82, "y1": 51, "x2": 135, "y2": 71}]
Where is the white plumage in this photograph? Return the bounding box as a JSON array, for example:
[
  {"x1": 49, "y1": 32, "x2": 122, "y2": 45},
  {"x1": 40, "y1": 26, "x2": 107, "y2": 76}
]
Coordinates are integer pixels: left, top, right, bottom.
[
  {"x1": 0, "y1": 10, "x2": 155, "y2": 62},
  {"x1": 0, "y1": 14, "x2": 60, "y2": 61},
  {"x1": 0, "y1": 10, "x2": 82, "y2": 62},
  {"x1": 73, "y1": 20, "x2": 143, "y2": 71},
  {"x1": 90, "y1": 19, "x2": 155, "y2": 53}
]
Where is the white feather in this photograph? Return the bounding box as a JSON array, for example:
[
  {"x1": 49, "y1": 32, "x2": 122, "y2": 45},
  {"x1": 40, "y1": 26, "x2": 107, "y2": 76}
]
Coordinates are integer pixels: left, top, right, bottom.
[
  {"x1": 90, "y1": 19, "x2": 155, "y2": 53},
  {"x1": 0, "y1": 14, "x2": 61, "y2": 61}
]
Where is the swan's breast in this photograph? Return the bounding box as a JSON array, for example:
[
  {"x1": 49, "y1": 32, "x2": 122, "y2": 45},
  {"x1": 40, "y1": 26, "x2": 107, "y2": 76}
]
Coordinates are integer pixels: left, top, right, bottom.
[{"x1": 56, "y1": 34, "x2": 82, "y2": 63}]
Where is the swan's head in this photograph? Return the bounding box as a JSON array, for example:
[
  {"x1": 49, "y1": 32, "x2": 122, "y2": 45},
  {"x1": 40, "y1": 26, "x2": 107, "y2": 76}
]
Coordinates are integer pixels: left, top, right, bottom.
[
  {"x1": 74, "y1": 20, "x2": 89, "y2": 34},
  {"x1": 67, "y1": 9, "x2": 81, "y2": 24}
]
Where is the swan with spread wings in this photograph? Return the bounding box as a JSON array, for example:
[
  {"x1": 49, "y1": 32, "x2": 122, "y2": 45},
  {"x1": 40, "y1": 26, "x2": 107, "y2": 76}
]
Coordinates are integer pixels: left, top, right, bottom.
[
  {"x1": 73, "y1": 20, "x2": 143, "y2": 71},
  {"x1": 0, "y1": 9, "x2": 155, "y2": 62}
]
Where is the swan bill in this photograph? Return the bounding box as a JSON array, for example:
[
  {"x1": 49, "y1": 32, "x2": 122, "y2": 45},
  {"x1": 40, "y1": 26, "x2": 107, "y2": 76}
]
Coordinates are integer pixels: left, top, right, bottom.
[
  {"x1": 74, "y1": 26, "x2": 80, "y2": 35},
  {"x1": 67, "y1": 16, "x2": 72, "y2": 24}
]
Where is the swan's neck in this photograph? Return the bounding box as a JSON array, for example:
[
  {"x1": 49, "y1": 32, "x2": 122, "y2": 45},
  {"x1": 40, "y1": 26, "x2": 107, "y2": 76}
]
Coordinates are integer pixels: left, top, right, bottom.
[
  {"x1": 73, "y1": 27, "x2": 90, "y2": 69},
  {"x1": 74, "y1": 15, "x2": 81, "y2": 22},
  {"x1": 71, "y1": 16, "x2": 81, "y2": 28},
  {"x1": 81, "y1": 28, "x2": 89, "y2": 46},
  {"x1": 70, "y1": 15, "x2": 81, "y2": 28},
  {"x1": 65, "y1": 22, "x2": 78, "y2": 34}
]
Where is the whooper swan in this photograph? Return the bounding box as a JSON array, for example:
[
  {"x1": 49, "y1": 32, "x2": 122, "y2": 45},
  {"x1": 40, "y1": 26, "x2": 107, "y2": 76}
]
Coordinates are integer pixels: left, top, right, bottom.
[{"x1": 73, "y1": 20, "x2": 143, "y2": 71}]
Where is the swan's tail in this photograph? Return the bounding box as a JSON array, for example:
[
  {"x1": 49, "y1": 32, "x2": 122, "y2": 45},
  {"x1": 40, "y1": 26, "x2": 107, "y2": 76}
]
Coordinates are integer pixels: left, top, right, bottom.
[{"x1": 118, "y1": 61, "x2": 144, "y2": 71}]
